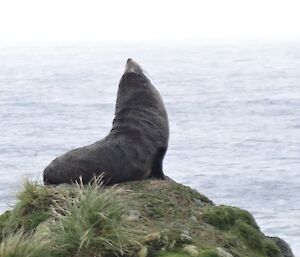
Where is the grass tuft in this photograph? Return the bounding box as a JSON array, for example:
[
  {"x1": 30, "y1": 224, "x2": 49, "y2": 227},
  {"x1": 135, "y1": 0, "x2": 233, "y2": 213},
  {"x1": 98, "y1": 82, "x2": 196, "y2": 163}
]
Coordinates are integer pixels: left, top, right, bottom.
[
  {"x1": 0, "y1": 230, "x2": 50, "y2": 257},
  {"x1": 8, "y1": 180, "x2": 58, "y2": 231},
  {"x1": 0, "y1": 211, "x2": 11, "y2": 242},
  {"x1": 48, "y1": 177, "x2": 140, "y2": 257}
]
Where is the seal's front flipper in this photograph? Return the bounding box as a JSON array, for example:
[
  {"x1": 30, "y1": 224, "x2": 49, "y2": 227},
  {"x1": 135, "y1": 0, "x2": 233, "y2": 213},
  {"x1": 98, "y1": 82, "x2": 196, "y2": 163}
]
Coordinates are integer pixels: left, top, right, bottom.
[{"x1": 150, "y1": 147, "x2": 167, "y2": 179}]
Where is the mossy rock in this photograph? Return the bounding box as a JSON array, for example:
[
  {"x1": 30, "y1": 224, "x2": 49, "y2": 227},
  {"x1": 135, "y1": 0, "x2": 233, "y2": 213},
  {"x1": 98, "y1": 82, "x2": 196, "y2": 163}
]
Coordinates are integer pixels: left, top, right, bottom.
[
  {"x1": 263, "y1": 239, "x2": 282, "y2": 257},
  {"x1": 202, "y1": 205, "x2": 258, "y2": 231},
  {"x1": 0, "y1": 179, "x2": 290, "y2": 257}
]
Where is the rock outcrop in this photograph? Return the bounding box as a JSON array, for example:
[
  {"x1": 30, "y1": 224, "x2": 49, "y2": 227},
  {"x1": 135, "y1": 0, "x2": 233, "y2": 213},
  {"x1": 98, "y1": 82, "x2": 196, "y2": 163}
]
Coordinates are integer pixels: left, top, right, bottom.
[
  {"x1": 268, "y1": 237, "x2": 295, "y2": 257},
  {"x1": 0, "y1": 179, "x2": 295, "y2": 257}
]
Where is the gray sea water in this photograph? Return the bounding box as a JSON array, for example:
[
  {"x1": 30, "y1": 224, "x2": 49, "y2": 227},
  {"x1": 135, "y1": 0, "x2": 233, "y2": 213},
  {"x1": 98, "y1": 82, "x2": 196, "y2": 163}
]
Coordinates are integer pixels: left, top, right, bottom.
[{"x1": 0, "y1": 42, "x2": 299, "y2": 255}]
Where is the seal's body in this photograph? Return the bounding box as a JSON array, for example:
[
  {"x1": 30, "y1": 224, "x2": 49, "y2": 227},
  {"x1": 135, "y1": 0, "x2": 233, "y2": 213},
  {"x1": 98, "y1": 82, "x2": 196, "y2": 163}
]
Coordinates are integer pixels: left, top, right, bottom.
[{"x1": 43, "y1": 59, "x2": 169, "y2": 185}]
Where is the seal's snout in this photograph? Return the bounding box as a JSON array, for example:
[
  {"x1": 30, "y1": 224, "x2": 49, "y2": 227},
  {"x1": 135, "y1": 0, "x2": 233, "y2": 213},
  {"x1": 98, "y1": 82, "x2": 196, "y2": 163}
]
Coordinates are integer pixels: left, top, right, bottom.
[{"x1": 125, "y1": 58, "x2": 143, "y2": 74}]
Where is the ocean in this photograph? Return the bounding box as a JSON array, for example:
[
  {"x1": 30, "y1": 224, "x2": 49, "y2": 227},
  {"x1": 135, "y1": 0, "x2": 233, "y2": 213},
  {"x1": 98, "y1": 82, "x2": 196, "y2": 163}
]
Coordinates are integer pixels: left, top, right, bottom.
[{"x1": 0, "y1": 42, "x2": 299, "y2": 254}]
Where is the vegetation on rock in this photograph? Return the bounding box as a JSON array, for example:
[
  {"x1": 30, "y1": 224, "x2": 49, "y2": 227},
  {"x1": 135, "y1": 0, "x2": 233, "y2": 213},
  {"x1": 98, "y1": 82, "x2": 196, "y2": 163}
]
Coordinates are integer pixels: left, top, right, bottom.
[{"x1": 0, "y1": 178, "x2": 285, "y2": 257}]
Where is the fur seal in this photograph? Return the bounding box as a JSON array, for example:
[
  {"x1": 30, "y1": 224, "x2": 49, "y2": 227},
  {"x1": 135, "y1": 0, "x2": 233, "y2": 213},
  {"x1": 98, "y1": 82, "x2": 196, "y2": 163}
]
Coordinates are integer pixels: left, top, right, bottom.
[{"x1": 43, "y1": 58, "x2": 169, "y2": 185}]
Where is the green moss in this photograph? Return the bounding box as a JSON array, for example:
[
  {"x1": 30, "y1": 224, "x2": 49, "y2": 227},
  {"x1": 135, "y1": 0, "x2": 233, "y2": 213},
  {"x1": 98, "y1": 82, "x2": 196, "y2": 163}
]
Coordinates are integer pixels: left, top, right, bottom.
[
  {"x1": 202, "y1": 206, "x2": 258, "y2": 231},
  {"x1": 172, "y1": 183, "x2": 212, "y2": 204},
  {"x1": 198, "y1": 249, "x2": 219, "y2": 257},
  {"x1": 130, "y1": 183, "x2": 187, "y2": 220},
  {"x1": 235, "y1": 209, "x2": 258, "y2": 229},
  {"x1": 198, "y1": 205, "x2": 281, "y2": 256},
  {"x1": 202, "y1": 206, "x2": 236, "y2": 230},
  {"x1": 262, "y1": 239, "x2": 281, "y2": 257},
  {"x1": 157, "y1": 250, "x2": 191, "y2": 257},
  {"x1": 141, "y1": 192, "x2": 177, "y2": 219},
  {"x1": 236, "y1": 221, "x2": 263, "y2": 249}
]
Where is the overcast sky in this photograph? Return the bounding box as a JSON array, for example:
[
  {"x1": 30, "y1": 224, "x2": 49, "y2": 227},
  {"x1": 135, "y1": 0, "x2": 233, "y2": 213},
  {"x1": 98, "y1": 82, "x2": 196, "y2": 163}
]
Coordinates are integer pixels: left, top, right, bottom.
[{"x1": 0, "y1": 0, "x2": 300, "y2": 43}]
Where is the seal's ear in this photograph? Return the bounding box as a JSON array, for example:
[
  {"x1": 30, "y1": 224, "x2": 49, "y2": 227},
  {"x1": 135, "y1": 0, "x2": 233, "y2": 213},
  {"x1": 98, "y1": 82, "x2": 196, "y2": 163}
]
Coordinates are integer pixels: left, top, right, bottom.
[{"x1": 125, "y1": 58, "x2": 143, "y2": 75}]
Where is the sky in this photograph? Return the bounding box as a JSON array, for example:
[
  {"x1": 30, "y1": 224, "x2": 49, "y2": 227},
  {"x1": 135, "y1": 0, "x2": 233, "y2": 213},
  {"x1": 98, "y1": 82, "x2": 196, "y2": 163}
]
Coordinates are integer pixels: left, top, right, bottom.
[{"x1": 0, "y1": 0, "x2": 300, "y2": 43}]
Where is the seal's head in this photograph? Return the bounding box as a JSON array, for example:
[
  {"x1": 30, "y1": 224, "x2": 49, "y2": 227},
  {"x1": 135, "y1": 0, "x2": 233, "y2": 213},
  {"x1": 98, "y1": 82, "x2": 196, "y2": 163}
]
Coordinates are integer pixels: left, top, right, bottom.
[
  {"x1": 124, "y1": 58, "x2": 144, "y2": 75},
  {"x1": 116, "y1": 58, "x2": 159, "y2": 112}
]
